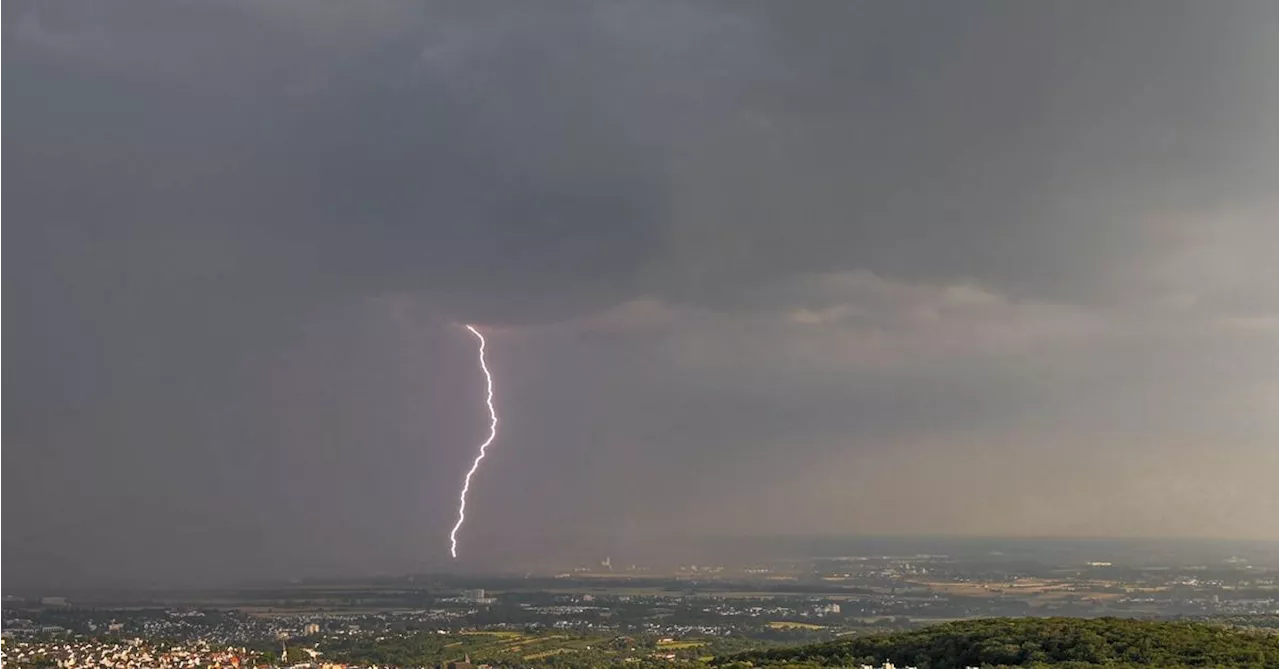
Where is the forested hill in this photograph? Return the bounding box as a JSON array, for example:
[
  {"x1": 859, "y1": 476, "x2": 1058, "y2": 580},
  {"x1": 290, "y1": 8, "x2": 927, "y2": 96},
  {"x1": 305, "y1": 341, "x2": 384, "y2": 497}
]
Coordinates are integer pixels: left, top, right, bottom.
[{"x1": 712, "y1": 617, "x2": 1278, "y2": 668}]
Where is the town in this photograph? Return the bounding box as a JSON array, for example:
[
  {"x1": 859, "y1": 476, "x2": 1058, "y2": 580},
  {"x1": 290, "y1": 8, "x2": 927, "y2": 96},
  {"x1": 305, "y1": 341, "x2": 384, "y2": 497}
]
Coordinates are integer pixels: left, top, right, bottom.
[{"x1": 4, "y1": 545, "x2": 1275, "y2": 668}]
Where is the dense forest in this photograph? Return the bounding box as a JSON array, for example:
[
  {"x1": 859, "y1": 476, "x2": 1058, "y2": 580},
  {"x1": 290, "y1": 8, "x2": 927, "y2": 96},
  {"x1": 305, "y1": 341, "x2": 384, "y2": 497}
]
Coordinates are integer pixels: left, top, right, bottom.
[{"x1": 713, "y1": 617, "x2": 1278, "y2": 668}]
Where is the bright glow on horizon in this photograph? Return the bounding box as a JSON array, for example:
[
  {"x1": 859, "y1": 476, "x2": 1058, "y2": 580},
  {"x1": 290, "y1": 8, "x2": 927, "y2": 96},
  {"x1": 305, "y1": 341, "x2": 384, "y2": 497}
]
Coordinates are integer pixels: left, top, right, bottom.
[{"x1": 449, "y1": 324, "x2": 498, "y2": 559}]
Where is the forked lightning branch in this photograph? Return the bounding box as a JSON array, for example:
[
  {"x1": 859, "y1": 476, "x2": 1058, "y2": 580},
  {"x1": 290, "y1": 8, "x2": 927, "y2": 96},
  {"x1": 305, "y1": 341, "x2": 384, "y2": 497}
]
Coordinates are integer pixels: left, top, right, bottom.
[{"x1": 449, "y1": 325, "x2": 499, "y2": 559}]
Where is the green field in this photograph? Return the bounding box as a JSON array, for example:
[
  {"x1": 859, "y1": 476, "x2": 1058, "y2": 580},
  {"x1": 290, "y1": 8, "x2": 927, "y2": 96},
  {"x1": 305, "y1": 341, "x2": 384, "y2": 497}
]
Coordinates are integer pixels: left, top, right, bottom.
[
  {"x1": 311, "y1": 631, "x2": 645, "y2": 667},
  {"x1": 766, "y1": 621, "x2": 826, "y2": 630}
]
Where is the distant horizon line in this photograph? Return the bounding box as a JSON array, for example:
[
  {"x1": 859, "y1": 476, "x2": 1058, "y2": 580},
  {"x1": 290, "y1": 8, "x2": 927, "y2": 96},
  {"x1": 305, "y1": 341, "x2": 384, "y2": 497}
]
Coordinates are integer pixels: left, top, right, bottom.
[
  {"x1": 7, "y1": 533, "x2": 1273, "y2": 594},
  {"x1": 447, "y1": 530, "x2": 1280, "y2": 544}
]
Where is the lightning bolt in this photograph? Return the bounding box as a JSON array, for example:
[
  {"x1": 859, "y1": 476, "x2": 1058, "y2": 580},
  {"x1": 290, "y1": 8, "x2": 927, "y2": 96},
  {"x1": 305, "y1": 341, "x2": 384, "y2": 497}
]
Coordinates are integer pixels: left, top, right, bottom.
[{"x1": 450, "y1": 324, "x2": 498, "y2": 559}]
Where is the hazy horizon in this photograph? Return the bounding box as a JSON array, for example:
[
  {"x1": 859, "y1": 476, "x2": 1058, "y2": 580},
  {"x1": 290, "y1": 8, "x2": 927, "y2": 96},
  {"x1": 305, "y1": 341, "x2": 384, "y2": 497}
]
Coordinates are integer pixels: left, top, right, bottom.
[
  {"x1": 5, "y1": 0, "x2": 1276, "y2": 590},
  {"x1": 7, "y1": 533, "x2": 1278, "y2": 593}
]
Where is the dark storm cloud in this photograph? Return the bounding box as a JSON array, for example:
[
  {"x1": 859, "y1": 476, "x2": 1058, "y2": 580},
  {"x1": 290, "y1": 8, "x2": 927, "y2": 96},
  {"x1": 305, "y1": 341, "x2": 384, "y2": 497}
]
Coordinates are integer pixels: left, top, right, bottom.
[
  {"x1": 652, "y1": 2, "x2": 1275, "y2": 310},
  {"x1": 4, "y1": 0, "x2": 1275, "y2": 586},
  {"x1": 8, "y1": 1, "x2": 1274, "y2": 315},
  {"x1": 3, "y1": 0, "x2": 737, "y2": 586}
]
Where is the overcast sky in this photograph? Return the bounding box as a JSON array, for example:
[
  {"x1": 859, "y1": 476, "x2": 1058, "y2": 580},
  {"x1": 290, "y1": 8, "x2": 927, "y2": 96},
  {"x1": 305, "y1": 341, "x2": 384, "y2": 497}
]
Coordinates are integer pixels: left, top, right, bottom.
[{"x1": 5, "y1": 0, "x2": 1276, "y2": 587}]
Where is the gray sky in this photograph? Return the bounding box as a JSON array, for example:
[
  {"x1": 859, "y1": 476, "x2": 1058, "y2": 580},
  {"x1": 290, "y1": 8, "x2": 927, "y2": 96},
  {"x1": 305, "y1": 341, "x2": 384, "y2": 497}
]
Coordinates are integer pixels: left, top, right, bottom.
[{"x1": 5, "y1": 0, "x2": 1276, "y2": 587}]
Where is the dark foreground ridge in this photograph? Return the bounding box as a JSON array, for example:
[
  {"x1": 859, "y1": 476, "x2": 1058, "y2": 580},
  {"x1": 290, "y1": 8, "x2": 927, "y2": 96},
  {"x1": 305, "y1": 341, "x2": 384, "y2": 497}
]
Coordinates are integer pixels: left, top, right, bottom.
[{"x1": 712, "y1": 617, "x2": 1278, "y2": 668}]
